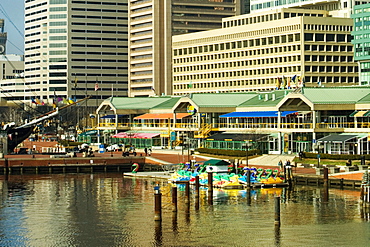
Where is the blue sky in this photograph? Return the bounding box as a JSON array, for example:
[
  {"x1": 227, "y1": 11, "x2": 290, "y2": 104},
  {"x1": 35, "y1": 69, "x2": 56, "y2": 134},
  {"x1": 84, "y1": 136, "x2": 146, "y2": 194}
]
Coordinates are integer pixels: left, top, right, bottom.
[{"x1": 0, "y1": 0, "x2": 24, "y2": 55}]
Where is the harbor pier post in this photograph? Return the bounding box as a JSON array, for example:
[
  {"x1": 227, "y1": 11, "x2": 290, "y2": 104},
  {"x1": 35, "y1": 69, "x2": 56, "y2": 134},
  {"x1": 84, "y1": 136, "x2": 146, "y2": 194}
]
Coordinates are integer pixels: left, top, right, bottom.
[
  {"x1": 172, "y1": 186, "x2": 177, "y2": 212},
  {"x1": 274, "y1": 196, "x2": 281, "y2": 226},
  {"x1": 154, "y1": 185, "x2": 162, "y2": 221}
]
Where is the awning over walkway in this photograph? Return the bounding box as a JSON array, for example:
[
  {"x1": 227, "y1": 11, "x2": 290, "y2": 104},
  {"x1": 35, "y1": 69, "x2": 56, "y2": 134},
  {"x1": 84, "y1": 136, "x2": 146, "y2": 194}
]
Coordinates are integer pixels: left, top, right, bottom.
[
  {"x1": 112, "y1": 132, "x2": 160, "y2": 139},
  {"x1": 317, "y1": 134, "x2": 358, "y2": 143},
  {"x1": 349, "y1": 110, "x2": 370, "y2": 117},
  {"x1": 206, "y1": 133, "x2": 268, "y2": 142},
  {"x1": 134, "y1": 113, "x2": 190, "y2": 120},
  {"x1": 101, "y1": 114, "x2": 127, "y2": 119},
  {"x1": 219, "y1": 111, "x2": 297, "y2": 118}
]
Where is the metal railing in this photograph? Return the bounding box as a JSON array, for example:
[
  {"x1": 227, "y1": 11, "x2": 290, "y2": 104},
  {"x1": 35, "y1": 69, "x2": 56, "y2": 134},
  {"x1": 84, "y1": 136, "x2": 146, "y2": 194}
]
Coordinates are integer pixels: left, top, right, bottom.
[{"x1": 97, "y1": 121, "x2": 370, "y2": 131}]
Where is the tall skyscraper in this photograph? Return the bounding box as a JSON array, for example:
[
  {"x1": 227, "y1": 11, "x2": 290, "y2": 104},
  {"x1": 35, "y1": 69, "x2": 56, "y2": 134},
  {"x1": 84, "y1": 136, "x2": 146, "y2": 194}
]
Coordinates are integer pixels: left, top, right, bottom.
[
  {"x1": 0, "y1": 19, "x2": 7, "y2": 55},
  {"x1": 128, "y1": 0, "x2": 245, "y2": 97},
  {"x1": 24, "y1": 0, "x2": 128, "y2": 106}
]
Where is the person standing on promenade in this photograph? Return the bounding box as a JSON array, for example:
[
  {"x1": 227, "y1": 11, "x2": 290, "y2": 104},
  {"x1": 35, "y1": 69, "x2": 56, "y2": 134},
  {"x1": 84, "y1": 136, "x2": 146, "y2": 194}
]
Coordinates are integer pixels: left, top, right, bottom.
[
  {"x1": 144, "y1": 147, "x2": 148, "y2": 156},
  {"x1": 278, "y1": 160, "x2": 283, "y2": 169}
]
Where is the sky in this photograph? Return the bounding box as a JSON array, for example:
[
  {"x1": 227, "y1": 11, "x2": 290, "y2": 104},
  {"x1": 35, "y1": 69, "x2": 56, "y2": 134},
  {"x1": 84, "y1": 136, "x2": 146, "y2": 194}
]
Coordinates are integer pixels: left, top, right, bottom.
[{"x1": 0, "y1": 0, "x2": 24, "y2": 55}]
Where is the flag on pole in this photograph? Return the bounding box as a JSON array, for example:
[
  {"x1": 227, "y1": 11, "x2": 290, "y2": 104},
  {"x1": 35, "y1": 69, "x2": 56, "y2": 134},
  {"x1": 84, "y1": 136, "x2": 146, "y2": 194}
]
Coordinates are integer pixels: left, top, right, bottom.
[
  {"x1": 95, "y1": 82, "x2": 99, "y2": 91},
  {"x1": 276, "y1": 77, "x2": 281, "y2": 89},
  {"x1": 188, "y1": 81, "x2": 193, "y2": 88},
  {"x1": 317, "y1": 78, "x2": 322, "y2": 87}
]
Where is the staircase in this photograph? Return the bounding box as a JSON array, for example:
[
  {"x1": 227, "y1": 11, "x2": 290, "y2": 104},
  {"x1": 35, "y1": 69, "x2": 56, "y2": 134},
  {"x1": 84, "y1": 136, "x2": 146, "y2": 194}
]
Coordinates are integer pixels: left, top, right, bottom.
[{"x1": 194, "y1": 123, "x2": 212, "y2": 139}]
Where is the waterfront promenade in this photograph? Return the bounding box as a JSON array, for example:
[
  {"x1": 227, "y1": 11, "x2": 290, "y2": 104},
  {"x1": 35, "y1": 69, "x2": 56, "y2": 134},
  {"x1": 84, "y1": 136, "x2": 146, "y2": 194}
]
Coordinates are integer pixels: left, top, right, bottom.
[{"x1": 5, "y1": 140, "x2": 365, "y2": 181}]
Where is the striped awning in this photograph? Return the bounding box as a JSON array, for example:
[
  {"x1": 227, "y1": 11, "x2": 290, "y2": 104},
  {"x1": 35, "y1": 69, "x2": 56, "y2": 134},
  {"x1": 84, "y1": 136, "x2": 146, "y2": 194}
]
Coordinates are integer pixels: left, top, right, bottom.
[{"x1": 354, "y1": 110, "x2": 368, "y2": 117}]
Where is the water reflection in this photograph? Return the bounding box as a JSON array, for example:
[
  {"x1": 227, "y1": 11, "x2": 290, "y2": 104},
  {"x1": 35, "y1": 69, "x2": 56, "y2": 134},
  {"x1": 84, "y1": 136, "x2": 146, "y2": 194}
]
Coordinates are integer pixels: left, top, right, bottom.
[{"x1": 0, "y1": 174, "x2": 368, "y2": 246}]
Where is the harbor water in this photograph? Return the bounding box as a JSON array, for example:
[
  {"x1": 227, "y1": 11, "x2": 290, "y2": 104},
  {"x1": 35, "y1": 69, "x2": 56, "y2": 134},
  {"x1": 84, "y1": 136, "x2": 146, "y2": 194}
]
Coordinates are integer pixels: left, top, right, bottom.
[{"x1": 0, "y1": 173, "x2": 369, "y2": 246}]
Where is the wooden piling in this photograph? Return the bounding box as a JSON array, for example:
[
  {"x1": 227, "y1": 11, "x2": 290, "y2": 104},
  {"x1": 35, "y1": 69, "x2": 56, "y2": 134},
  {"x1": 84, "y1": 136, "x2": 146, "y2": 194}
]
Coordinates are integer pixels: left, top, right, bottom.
[
  {"x1": 185, "y1": 181, "x2": 190, "y2": 204},
  {"x1": 195, "y1": 175, "x2": 200, "y2": 197},
  {"x1": 323, "y1": 167, "x2": 329, "y2": 187},
  {"x1": 172, "y1": 186, "x2": 177, "y2": 212},
  {"x1": 154, "y1": 187, "x2": 162, "y2": 221},
  {"x1": 274, "y1": 196, "x2": 281, "y2": 226}
]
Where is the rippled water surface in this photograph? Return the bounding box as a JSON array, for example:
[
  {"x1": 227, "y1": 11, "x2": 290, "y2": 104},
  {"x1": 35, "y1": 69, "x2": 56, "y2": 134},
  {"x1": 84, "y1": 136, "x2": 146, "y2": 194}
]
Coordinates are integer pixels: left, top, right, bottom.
[{"x1": 0, "y1": 173, "x2": 369, "y2": 246}]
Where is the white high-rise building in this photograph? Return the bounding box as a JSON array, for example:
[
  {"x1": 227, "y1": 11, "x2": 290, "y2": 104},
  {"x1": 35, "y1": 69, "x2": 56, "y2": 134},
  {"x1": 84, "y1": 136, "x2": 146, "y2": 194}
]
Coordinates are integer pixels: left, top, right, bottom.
[{"x1": 24, "y1": 0, "x2": 128, "y2": 106}]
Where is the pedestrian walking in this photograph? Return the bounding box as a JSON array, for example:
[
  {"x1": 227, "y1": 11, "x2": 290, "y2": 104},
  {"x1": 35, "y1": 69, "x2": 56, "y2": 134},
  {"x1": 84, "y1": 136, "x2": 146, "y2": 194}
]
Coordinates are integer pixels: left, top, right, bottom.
[
  {"x1": 148, "y1": 148, "x2": 152, "y2": 156},
  {"x1": 144, "y1": 147, "x2": 148, "y2": 156}
]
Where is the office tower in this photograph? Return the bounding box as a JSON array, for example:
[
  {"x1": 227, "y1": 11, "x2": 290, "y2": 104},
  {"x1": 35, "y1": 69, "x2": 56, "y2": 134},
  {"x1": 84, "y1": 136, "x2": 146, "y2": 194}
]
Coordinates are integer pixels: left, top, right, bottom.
[
  {"x1": 172, "y1": 8, "x2": 358, "y2": 94},
  {"x1": 352, "y1": 3, "x2": 370, "y2": 85},
  {"x1": 128, "y1": 0, "x2": 245, "y2": 97},
  {"x1": 24, "y1": 0, "x2": 128, "y2": 106},
  {"x1": 0, "y1": 19, "x2": 7, "y2": 55}
]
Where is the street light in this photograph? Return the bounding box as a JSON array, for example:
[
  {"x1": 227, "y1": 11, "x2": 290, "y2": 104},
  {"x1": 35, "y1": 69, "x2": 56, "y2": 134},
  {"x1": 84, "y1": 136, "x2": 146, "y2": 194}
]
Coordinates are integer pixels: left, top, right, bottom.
[
  {"x1": 243, "y1": 140, "x2": 253, "y2": 167},
  {"x1": 315, "y1": 143, "x2": 323, "y2": 168}
]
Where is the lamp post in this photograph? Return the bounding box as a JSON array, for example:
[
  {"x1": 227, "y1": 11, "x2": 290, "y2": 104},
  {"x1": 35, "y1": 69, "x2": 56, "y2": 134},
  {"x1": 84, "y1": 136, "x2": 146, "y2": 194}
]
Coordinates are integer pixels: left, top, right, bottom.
[
  {"x1": 316, "y1": 143, "x2": 323, "y2": 168},
  {"x1": 243, "y1": 140, "x2": 252, "y2": 167}
]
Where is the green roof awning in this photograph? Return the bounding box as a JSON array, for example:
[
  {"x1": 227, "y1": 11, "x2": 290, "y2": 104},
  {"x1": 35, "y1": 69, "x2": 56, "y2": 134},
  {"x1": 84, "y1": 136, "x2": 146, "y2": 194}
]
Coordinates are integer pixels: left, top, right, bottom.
[
  {"x1": 364, "y1": 111, "x2": 370, "y2": 117},
  {"x1": 349, "y1": 111, "x2": 358, "y2": 117},
  {"x1": 203, "y1": 159, "x2": 230, "y2": 166}
]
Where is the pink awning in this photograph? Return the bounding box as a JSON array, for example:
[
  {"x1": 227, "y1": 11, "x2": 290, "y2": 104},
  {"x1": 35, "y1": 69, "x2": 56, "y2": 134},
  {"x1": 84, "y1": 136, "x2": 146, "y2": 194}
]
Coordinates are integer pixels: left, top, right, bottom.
[{"x1": 112, "y1": 132, "x2": 160, "y2": 139}]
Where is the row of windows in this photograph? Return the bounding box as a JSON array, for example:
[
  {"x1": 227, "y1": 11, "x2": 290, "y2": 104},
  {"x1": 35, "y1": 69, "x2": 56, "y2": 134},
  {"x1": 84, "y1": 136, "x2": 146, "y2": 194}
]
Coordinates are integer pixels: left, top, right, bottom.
[
  {"x1": 173, "y1": 76, "x2": 358, "y2": 92},
  {"x1": 174, "y1": 34, "x2": 300, "y2": 56},
  {"x1": 174, "y1": 65, "x2": 357, "y2": 82},
  {"x1": 50, "y1": 51, "x2": 67, "y2": 55},
  {"x1": 71, "y1": 59, "x2": 127, "y2": 62},
  {"x1": 71, "y1": 8, "x2": 126, "y2": 13},
  {"x1": 174, "y1": 66, "x2": 302, "y2": 81},
  {"x1": 173, "y1": 44, "x2": 352, "y2": 65},
  {"x1": 50, "y1": 14, "x2": 67, "y2": 19},
  {"x1": 25, "y1": 60, "x2": 40, "y2": 65},
  {"x1": 50, "y1": 21, "x2": 67, "y2": 26},
  {"x1": 72, "y1": 22, "x2": 127, "y2": 27},
  {"x1": 71, "y1": 1, "x2": 128, "y2": 6},
  {"x1": 304, "y1": 55, "x2": 353, "y2": 63},
  {"x1": 50, "y1": 7, "x2": 67, "y2": 12},
  {"x1": 174, "y1": 45, "x2": 301, "y2": 64},
  {"x1": 174, "y1": 56, "x2": 302, "y2": 73},
  {"x1": 71, "y1": 37, "x2": 127, "y2": 41},
  {"x1": 304, "y1": 44, "x2": 352, "y2": 52},
  {"x1": 71, "y1": 15, "x2": 126, "y2": 20},
  {"x1": 304, "y1": 66, "x2": 358, "y2": 73},
  {"x1": 50, "y1": 29, "x2": 67, "y2": 33},
  {"x1": 25, "y1": 31, "x2": 40, "y2": 37},
  {"x1": 71, "y1": 44, "x2": 127, "y2": 48},
  {"x1": 25, "y1": 8, "x2": 46, "y2": 17},
  {"x1": 49, "y1": 36, "x2": 67, "y2": 41},
  {"x1": 71, "y1": 29, "x2": 127, "y2": 34},
  {"x1": 71, "y1": 51, "x2": 127, "y2": 55},
  {"x1": 71, "y1": 66, "x2": 128, "y2": 70},
  {"x1": 25, "y1": 16, "x2": 47, "y2": 24},
  {"x1": 25, "y1": 46, "x2": 40, "y2": 51},
  {"x1": 25, "y1": 24, "x2": 40, "y2": 31}
]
